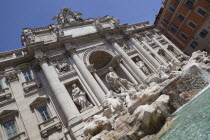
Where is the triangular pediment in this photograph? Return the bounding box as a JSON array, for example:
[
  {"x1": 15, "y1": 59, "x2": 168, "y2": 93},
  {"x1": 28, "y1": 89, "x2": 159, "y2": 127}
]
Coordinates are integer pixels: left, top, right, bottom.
[
  {"x1": 30, "y1": 97, "x2": 49, "y2": 108},
  {"x1": 0, "y1": 110, "x2": 18, "y2": 119}
]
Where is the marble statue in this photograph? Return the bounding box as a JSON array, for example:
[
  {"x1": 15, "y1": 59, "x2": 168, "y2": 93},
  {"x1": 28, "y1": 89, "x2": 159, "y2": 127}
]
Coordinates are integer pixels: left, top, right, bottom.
[
  {"x1": 52, "y1": 8, "x2": 84, "y2": 26},
  {"x1": 197, "y1": 51, "x2": 210, "y2": 64},
  {"x1": 74, "y1": 11, "x2": 84, "y2": 21},
  {"x1": 106, "y1": 67, "x2": 135, "y2": 92},
  {"x1": 94, "y1": 19, "x2": 103, "y2": 30},
  {"x1": 166, "y1": 59, "x2": 179, "y2": 71},
  {"x1": 157, "y1": 65, "x2": 169, "y2": 79},
  {"x1": 115, "y1": 90, "x2": 137, "y2": 107},
  {"x1": 54, "y1": 61, "x2": 72, "y2": 73},
  {"x1": 113, "y1": 18, "x2": 120, "y2": 27},
  {"x1": 135, "y1": 58, "x2": 150, "y2": 75},
  {"x1": 103, "y1": 90, "x2": 124, "y2": 114},
  {"x1": 72, "y1": 84, "x2": 92, "y2": 112}
]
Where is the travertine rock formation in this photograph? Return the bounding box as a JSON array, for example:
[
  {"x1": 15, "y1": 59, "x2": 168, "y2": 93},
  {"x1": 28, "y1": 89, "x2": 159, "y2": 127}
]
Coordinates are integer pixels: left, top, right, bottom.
[{"x1": 83, "y1": 50, "x2": 210, "y2": 140}]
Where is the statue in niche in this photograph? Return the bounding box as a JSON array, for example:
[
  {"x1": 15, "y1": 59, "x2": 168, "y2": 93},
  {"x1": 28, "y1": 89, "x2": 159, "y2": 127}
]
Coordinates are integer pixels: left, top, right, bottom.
[
  {"x1": 54, "y1": 60, "x2": 72, "y2": 73},
  {"x1": 135, "y1": 58, "x2": 150, "y2": 75},
  {"x1": 106, "y1": 67, "x2": 135, "y2": 93},
  {"x1": 72, "y1": 84, "x2": 92, "y2": 112}
]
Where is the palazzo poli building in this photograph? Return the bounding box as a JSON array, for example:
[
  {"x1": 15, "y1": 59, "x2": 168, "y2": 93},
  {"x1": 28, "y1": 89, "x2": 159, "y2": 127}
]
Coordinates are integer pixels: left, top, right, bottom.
[{"x1": 0, "y1": 8, "x2": 186, "y2": 140}]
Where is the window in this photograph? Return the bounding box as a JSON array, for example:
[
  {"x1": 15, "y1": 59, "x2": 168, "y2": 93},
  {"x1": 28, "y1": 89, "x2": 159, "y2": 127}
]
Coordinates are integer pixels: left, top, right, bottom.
[
  {"x1": 181, "y1": 33, "x2": 188, "y2": 40},
  {"x1": 163, "y1": 18, "x2": 169, "y2": 24},
  {"x1": 188, "y1": 21, "x2": 196, "y2": 29},
  {"x1": 190, "y1": 41, "x2": 198, "y2": 49},
  {"x1": 171, "y1": 25, "x2": 178, "y2": 33},
  {"x1": 185, "y1": 0, "x2": 195, "y2": 9},
  {"x1": 167, "y1": 45, "x2": 181, "y2": 56},
  {"x1": 169, "y1": 6, "x2": 175, "y2": 13},
  {"x1": 37, "y1": 106, "x2": 51, "y2": 122},
  {"x1": 0, "y1": 80, "x2": 2, "y2": 90},
  {"x1": 22, "y1": 69, "x2": 33, "y2": 82},
  {"x1": 178, "y1": 14, "x2": 185, "y2": 22},
  {"x1": 199, "y1": 29, "x2": 208, "y2": 38},
  {"x1": 3, "y1": 119, "x2": 18, "y2": 139},
  {"x1": 197, "y1": 8, "x2": 206, "y2": 16}
]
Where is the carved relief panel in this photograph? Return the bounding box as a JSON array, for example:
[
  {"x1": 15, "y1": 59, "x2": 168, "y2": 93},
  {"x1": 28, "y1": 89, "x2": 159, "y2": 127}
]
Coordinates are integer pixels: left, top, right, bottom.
[{"x1": 52, "y1": 58, "x2": 73, "y2": 74}]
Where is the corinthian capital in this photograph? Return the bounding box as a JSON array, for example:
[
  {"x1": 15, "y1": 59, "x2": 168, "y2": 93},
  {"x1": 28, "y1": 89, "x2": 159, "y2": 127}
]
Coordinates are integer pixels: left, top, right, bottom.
[
  {"x1": 123, "y1": 31, "x2": 133, "y2": 40},
  {"x1": 65, "y1": 43, "x2": 76, "y2": 56},
  {"x1": 34, "y1": 50, "x2": 48, "y2": 65},
  {"x1": 104, "y1": 35, "x2": 116, "y2": 43}
]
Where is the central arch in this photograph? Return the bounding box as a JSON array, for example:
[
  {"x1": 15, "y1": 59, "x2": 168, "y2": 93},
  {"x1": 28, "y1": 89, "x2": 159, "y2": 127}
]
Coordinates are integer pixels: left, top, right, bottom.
[{"x1": 89, "y1": 51, "x2": 113, "y2": 70}]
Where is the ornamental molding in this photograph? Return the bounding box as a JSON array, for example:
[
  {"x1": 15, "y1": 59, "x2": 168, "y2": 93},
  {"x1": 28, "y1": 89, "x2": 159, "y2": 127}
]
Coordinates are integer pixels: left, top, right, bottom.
[
  {"x1": 5, "y1": 70, "x2": 20, "y2": 83},
  {"x1": 83, "y1": 46, "x2": 116, "y2": 65},
  {"x1": 35, "y1": 53, "x2": 49, "y2": 65}
]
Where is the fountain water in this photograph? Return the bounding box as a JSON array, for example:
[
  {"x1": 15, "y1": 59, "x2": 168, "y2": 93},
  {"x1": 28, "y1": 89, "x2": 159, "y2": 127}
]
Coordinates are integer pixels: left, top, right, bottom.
[{"x1": 160, "y1": 84, "x2": 210, "y2": 140}]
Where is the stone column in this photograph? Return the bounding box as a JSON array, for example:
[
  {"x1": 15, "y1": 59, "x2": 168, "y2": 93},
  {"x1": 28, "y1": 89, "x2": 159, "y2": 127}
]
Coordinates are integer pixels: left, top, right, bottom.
[
  {"x1": 121, "y1": 61, "x2": 142, "y2": 83},
  {"x1": 141, "y1": 40, "x2": 168, "y2": 65},
  {"x1": 109, "y1": 40, "x2": 147, "y2": 83},
  {"x1": 117, "y1": 61, "x2": 138, "y2": 84},
  {"x1": 70, "y1": 51, "x2": 106, "y2": 103},
  {"x1": 161, "y1": 35, "x2": 184, "y2": 55},
  {"x1": 34, "y1": 50, "x2": 81, "y2": 127},
  {"x1": 129, "y1": 37, "x2": 161, "y2": 68},
  {"x1": 92, "y1": 71, "x2": 109, "y2": 94},
  {"x1": 152, "y1": 37, "x2": 180, "y2": 62}
]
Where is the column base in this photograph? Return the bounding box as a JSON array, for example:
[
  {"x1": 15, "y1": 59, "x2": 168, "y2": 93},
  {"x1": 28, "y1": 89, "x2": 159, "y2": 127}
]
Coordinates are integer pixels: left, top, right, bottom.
[{"x1": 68, "y1": 116, "x2": 83, "y2": 127}]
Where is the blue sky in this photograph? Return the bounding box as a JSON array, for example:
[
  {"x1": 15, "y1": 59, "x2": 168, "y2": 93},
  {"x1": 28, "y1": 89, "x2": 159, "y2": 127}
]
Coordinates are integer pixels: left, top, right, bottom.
[{"x1": 0, "y1": 0, "x2": 162, "y2": 52}]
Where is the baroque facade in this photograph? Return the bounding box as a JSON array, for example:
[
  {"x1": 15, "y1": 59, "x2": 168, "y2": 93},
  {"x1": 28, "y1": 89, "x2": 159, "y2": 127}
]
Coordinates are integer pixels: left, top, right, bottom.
[{"x1": 0, "y1": 8, "x2": 186, "y2": 140}]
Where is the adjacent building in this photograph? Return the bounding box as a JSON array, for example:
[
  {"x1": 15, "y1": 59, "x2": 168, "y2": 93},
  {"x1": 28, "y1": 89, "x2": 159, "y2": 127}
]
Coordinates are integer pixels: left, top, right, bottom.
[
  {"x1": 0, "y1": 8, "x2": 186, "y2": 140},
  {"x1": 155, "y1": 0, "x2": 210, "y2": 55}
]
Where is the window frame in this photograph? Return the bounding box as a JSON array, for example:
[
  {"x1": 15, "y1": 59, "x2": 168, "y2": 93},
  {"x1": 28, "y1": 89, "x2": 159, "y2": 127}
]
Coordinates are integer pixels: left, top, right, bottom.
[
  {"x1": 0, "y1": 110, "x2": 23, "y2": 140},
  {"x1": 163, "y1": 18, "x2": 169, "y2": 24},
  {"x1": 188, "y1": 20, "x2": 197, "y2": 29},
  {"x1": 168, "y1": 6, "x2": 175, "y2": 13},
  {"x1": 180, "y1": 32, "x2": 188, "y2": 40},
  {"x1": 36, "y1": 105, "x2": 52, "y2": 122},
  {"x1": 199, "y1": 29, "x2": 208, "y2": 38},
  {"x1": 2, "y1": 119, "x2": 19, "y2": 139},
  {"x1": 171, "y1": 24, "x2": 179, "y2": 33},
  {"x1": 30, "y1": 97, "x2": 53, "y2": 124},
  {"x1": 177, "y1": 13, "x2": 185, "y2": 22},
  {"x1": 22, "y1": 69, "x2": 33, "y2": 82},
  {"x1": 196, "y1": 7, "x2": 207, "y2": 17},
  {"x1": 190, "y1": 41, "x2": 198, "y2": 49},
  {"x1": 185, "y1": 0, "x2": 195, "y2": 9}
]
